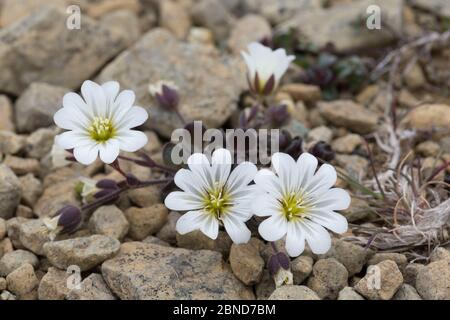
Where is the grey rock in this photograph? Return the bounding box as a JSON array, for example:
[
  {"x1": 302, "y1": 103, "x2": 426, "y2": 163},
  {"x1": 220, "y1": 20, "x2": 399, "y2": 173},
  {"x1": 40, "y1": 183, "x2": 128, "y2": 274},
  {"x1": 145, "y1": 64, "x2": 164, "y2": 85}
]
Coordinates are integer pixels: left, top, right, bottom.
[
  {"x1": 89, "y1": 205, "x2": 129, "y2": 240},
  {"x1": 25, "y1": 127, "x2": 57, "y2": 159},
  {"x1": 97, "y1": 28, "x2": 239, "y2": 138},
  {"x1": 191, "y1": 0, "x2": 235, "y2": 41},
  {"x1": 269, "y1": 285, "x2": 320, "y2": 300},
  {"x1": 0, "y1": 218, "x2": 5, "y2": 241},
  {"x1": 0, "y1": 164, "x2": 22, "y2": 219},
  {"x1": 0, "y1": 6, "x2": 128, "y2": 95},
  {"x1": 156, "y1": 211, "x2": 180, "y2": 245},
  {"x1": 124, "y1": 204, "x2": 168, "y2": 240},
  {"x1": 307, "y1": 258, "x2": 348, "y2": 300},
  {"x1": 0, "y1": 131, "x2": 26, "y2": 155},
  {"x1": 6, "y1": 263, "x2": 38, "y2": 300},
  {"x1": 291, "y1": 255, "x2": 313, "y2": 285},
  {"x1": 320, "y1": 239, "x2": 368, "y2": 277},
  {"x1": 19, "y1": 219, "x2": 52, "y2": 255},
  {"x1": 416, "y1": 259, "x2": 450, "y2": 300},
  {"x1": 429, "y1": 247, "x2": 450, "y2": 263},
  {"x1": 338, "y1": 287, "x2": 364, "y2": 300},
  {"x1": 367, "y1": 253, "x2": 408, "y2": 272},
  {"x1": 410, "y1": 0, "x2": 450, "y2": 19},
  {"x1": 355, "y1": 260, "x2": 403, "y2": 300},
  {"x1": 44, "y1": 235, "x2": 120, "y2": 271},
  {"x1": 228, "y1": 14, "x2": 271, "y2": 54},
  {"x1": 318, "y1": 100, "x2": 379, "y2": 134},
  {"x1": 66, "y1": 273, "x2": 116, "y2": 300},
  {"x1": 18, "y1": 173, "x2": 43, "y2": 208},
  {"x1": 6, "y1": 217, "x2": 29, "y2": 249},
  {"x1": 38, "y1": 267, "x2": 70, "y2": 300},
  {"x1": 255, "y1": 270, "x2": 276, "y2": 300},
  {"x1": 0, "y1": 95, "x2": 14, "y2": 131},
  {"x1": 229, "y1": 238, "x2": 265, "y2": 285},
  {"x1": 278, "y1": 0, "x2": 403, "y2": 53},
  {"x1": 0, "y1": 249, "x2": 39, "y2": 277},
  {"x1": 14, "y1": 83, "x2": 67, "y2": 133},
  {"x1": 393, "y1": 284, "x2": 422, "y2": 300},
  {"x1": 101, "y1": 242, "x2": 254, "y2": 299},
  {"x1": 403, "y1": 263, "x2": 425, "y2": 287}
]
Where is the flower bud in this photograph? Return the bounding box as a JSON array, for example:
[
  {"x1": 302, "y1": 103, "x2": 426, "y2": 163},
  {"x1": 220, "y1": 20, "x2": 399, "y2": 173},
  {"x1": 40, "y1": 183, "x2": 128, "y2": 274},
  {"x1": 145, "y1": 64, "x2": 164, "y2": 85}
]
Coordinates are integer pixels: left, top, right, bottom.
[
  {"x1": 96, "y1": 179, "x2": 119, "y2": 190},
  {"x1": 242, "y1": 42, "x2": 295, "y2": 96},
  {"x1": 284, "y1": 136, "x2": 303, "y2": 159},
  {"x1": 268, "y1": 251, "x2": 293, "y2": 287},
  {"x1": 149, "y1": 81, "x2": 179, "y2": 111},
  {"x1": 125, "y1": 173, "x2": 140, "y2": 187},
  {"x1": 57, "y1": 205, "x2": 82, "y2": 233},
  {"x1": 266, "y1": 104, "x2": 290, "y2": 126},
  {"x1": 310, "y1": 141, "x2": 335, "y2": 162},
  {"x1": 77, "y1": 177, "x2": 99, "y2": 204}
]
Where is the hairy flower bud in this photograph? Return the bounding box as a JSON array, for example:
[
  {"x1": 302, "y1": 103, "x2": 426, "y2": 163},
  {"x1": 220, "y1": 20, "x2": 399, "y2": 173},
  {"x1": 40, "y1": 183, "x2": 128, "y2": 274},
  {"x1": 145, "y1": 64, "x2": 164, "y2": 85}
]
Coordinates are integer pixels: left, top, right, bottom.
[
  {"x1": 266, "y1": 104, "x2": 290, "y2": 126},
  {"x1": 268, "y1": 251, "x2": 293, "y2": 287},
  {"x1": 310, "y1": 141, "x2": 335, "y2": 162},
  {"x1": 149, "y1": 80, "x2": 179, "y2": 111},
  {"x1": 57, "y1": 205, "x2": 82, "y2": 233}
]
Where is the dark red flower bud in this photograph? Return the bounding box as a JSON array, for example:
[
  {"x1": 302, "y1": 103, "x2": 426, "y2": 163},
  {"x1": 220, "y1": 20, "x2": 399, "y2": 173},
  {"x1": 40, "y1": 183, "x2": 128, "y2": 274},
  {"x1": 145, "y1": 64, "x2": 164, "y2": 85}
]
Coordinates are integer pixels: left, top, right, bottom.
[
  {"x1": 284, "y1": 136, "x2": 303, "y2": 159},
  {"x1": 125, "y1": 173, "x2": 140, "y2": 187},
  {"x1": 266, "y1": 104, "x2": 290, "y2": 126},
  {"x1": 310, "y1": 141, "x2": 335, "y2": 162},
  {"x1": 96, "y1": 179, "x2": 119, "y2": 190},
  {"x1": 156, "y1": 84, "x2": 179, "y2": 111},
  {"x1": 268, "y1": 251, "x2": 290, "y2": 276},
  {"x1": 57, "y1": 205, "x2": 81, "y2": 233}
]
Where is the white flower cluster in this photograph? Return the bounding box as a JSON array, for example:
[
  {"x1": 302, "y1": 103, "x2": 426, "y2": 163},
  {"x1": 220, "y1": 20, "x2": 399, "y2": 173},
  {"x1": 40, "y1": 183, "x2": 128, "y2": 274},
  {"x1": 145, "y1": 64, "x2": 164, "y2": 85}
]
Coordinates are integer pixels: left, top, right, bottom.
[{"x1": 52, "y1": 42, "x2": 349, "y2": 257}]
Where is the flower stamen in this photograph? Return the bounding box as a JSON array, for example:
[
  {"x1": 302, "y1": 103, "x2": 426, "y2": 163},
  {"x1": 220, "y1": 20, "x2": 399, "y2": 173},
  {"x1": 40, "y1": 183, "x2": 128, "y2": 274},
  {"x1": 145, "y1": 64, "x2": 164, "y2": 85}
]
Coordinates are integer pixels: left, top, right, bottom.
[
  {"x1": 280, "y1": 192, "x2": 310, "y2": 221},
  {"x1": 88, "y1": 117, "x2": 115, "y2": 142},
  {"x1": 204, "y1": 184, "x2": 232, "y2": 219}
]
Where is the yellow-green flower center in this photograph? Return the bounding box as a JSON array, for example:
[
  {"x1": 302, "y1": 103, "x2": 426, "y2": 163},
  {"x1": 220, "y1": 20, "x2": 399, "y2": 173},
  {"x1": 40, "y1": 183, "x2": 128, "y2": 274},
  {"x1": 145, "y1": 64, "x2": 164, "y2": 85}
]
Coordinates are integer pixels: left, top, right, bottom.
[
  {"x1": 203, "y1": 184, "x2": 232, "y2": 219},
  {"x1": 88, "y1": 117, "x2": 115, "y2": 142},
  {"x1": 280, "y1": 192, "x2": 310, "y2": 221}
]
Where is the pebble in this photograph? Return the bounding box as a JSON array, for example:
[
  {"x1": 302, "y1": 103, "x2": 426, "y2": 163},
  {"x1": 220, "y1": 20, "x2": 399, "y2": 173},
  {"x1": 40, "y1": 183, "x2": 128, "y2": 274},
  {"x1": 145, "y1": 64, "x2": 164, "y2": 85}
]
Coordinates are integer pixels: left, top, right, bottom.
[
  {"x1": 37, "y1": 267, "x2": 70, "y2": 300},
  {"x1": 6, "y1": 263, "x2": 39, "y2": 300},
  {"x1": 355, "y1": 260, "x2": 403, "y2": 300},
  {"x1": 320, "y1": 239, "x2": 368, "y2": 277},
  {"x1": 229, "y1": 238, "x2": 265, "y2": 285},
  {"x1": 0, "y1": 164, "x2": 22, "y2": 219},
  {"x1": 337, "y1": 286, "x2": 365, "y2": 300},
  {"x1": 18, "y1": 173, "x2": 43, "y2": 207},
  {"x1": 269, "y1": 285, "x2": 320, "y2": 300},
  {"x1": 291, "y1": 255, "x2": 313, "y2": 285},
  {"x1": 280, "y1": 84, "x2": 321, "y2": 103},
  {"x1": 43, "y1": 235, "x2": 120, "y2": 271},
  {"x1": 156, "y1": 211, "x2": 180, "y2": 245},
  {"x1": 307, "y1": 126, "x2": 333, "y2": 143},
  {"x1": 0, "y1": 249, "x2": 39, "y2": 277},
  {"x1": 307, "y1": 258, "x2": 348, "y2": 299},
  {"x1": 403, "y1": 263, "x2": 425, "y2": 287},
  {"x1": 228, "y1": 14, "x2": 271, "y2": 54},
  {"x1": 367, "y1": 252, "x2": 408, "y2": 272},
  {"x1": 401, "y1": 104, "x2": 450, "y2": 139},
  {"x1": 66, "y1": 273, "x2": 116, "y2": 300},
  {"x1": 89, "y1": 205, "x2": 130, "y2": 240},
  {"x1": 0, "y1": 218, "x2": 6, "y2": 240},
  {"x1": 429, "y1": 247, "x2": 450, "y2": 263},
  {"x1": 159, "y1": 0, "x2": 191, "y2": 39},
  {"x1": 0, "y1": 95, "x2": 14, "y2": 131},
  {"x1": 3, "y1": 155, "x2": 40, "y2": 176},
  {"x1": 393, "y1": 284, "x2": 422, "y2": 300},
  {"x1": 124, "y1": 204, "x2": 168, "y2": 240},
  {"x1": 416, "y1": 259, "x2": 450, "y2": 300},
  {"x1": 101, "y1": 242, "x2": 254, "y2": 299},
  {"x1": 332, "y1": 134, "x2": 363, "y2": 154},
  {"x1": 318, "y1": 100, "x2": 379, "y2": 134}
]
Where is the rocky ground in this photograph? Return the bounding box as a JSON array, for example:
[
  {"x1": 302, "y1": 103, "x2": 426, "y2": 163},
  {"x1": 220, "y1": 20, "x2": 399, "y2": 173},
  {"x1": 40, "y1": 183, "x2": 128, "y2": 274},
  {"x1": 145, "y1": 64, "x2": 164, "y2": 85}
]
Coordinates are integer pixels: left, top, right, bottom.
[{"x1": 0, "y1": 0, "x2": 450, "y2": 300}]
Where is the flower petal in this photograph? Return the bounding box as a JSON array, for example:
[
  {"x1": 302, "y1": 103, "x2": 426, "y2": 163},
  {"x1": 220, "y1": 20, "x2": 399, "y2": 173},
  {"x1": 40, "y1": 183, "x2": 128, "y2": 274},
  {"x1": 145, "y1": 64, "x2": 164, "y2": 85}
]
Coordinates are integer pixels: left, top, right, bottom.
[
  {"x1": 62, "y1": 92, "x2": 93, "y2": 125},
  {"x1": 98, "y1": 140, "x2": 120, "y2": 164},
  {"x1": 101, "y1": 81, "x2": 120, "y2": 117},
  {"x1": 211, "y1": 148, "x2": 232, "y2": 186},
  {"x1": 55, "y1": 131, "x2": 91, "y2": 149},
  {"x1": 176, "y1": 210, "x2": 206, "y2": 234},
  {"x1": 226, "y1": 161, "x2": 257, "y2": 195},
  {"x1": 299, "y1": 220, "x2": 332, "y2": 254},
  {"x1": 200, "y1": 215, "x2": 219, "y2": 240},
  {"x1": 115, "y1": 130, "x2": 148, "y2": 152},
  {"x1": 54, "y1": 107, "x2": 87, "y2": 131},
  {"x1": 174, "y1": 168, "x2": 207, "y2": 199},
  {"x1": 309, "y1": 210, "x2": 348, "y2": 234},
  {"x1": 306, "y1": 163, "x2": 337, "y2": 195},
  {"x1": 187, "y1": 153, "x2": 213, "y2": 189},
  {"x1": 258, "y1": 214, "x2": 287, "y2": 242},
  {"x1": 252, "y1": 194, "x2": 281, "y2": 217},
  {"x1": 73, "y1": 143, "x2": 99, "y2": 165},
  {"x1": 285, "y1": 222, "x2": 305, "y2": 257},
  {"x1": 254, "y1": 168, "x2": 283, "y2": 198},
  {"x1": 296, "y1": 152, "x2": 318, "y2": 189},
  {"x1": 222, "y1": 214, "x2": 251, "y2": 244},
  {"x1": 111, "y1": 90, "x2": 135, "y2": 123},
  {"x1": 115, "y1": 106, "x2": 148, "y2": 130},
  {"x1": 81, "y1": 80, "x2": 107, "y2": 117},
  {"x1": 312, "y1": 188, "x2": 351, "y2": 211},
  {"x1": 164, "y1": 191, "x2": 204, "y2": 211},
  {"x1": 271, "y1": 152, "x2": 296, "y2": 193}
]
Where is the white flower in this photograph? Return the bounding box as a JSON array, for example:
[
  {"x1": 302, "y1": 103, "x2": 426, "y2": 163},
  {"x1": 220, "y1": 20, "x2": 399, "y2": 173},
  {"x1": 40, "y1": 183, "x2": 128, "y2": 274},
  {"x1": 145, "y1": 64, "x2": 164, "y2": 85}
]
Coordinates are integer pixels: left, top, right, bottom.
[
  {"x1": 241, "y1": 42, "x2": 295, "y2": 95},
  {"x1": 50, "y1": 139, "x2": 71, "y2": 168},
  {"x1": 78, "y1": 177, "x2": 98, "y2": 204},
  {"x1": 253, "y1": 152, "x2": 350, "y2": 257},
  {"x1": 54, "y1": 80, "x2": 148, "y2": 165},
  {"x1": 164, "y1": 148, "x2": 257, "y2": 244}
]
